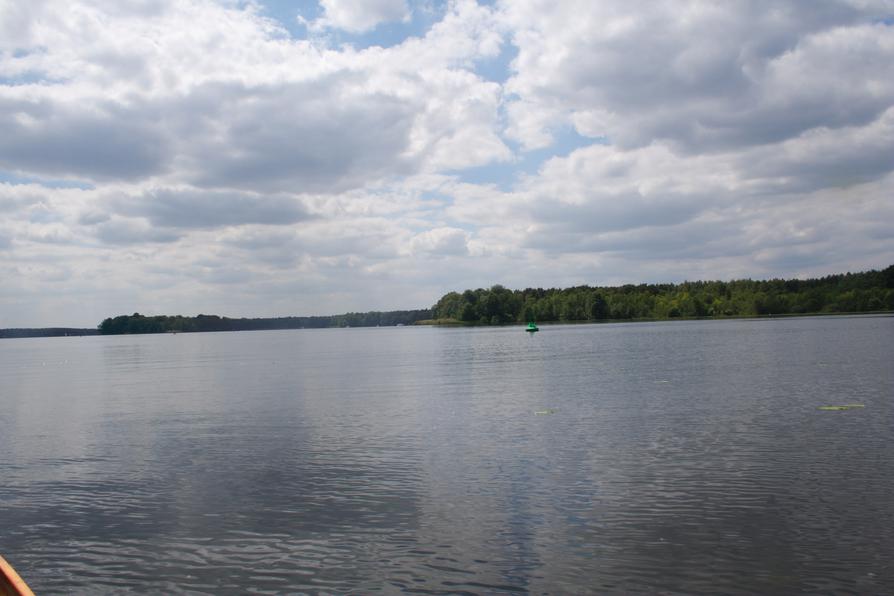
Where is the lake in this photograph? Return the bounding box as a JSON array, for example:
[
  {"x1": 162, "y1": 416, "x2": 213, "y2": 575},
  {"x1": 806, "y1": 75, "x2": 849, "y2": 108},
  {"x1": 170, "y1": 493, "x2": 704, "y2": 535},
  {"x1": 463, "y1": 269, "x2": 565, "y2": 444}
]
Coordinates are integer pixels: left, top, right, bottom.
[{"x1": 1, "y1": 316, "x2": 893, "y2": 594}]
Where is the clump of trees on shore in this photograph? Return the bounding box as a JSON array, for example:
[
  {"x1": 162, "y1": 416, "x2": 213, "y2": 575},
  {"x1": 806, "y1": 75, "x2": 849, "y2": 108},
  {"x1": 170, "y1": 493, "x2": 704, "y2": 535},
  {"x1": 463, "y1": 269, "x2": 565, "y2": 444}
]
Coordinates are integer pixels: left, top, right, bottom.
[
  {"x1": 98, "y1": 310, "x2": 432, "y2": 335},
  {"x1": 430, "y1": 265, "x2": 894, "y2": 324}
]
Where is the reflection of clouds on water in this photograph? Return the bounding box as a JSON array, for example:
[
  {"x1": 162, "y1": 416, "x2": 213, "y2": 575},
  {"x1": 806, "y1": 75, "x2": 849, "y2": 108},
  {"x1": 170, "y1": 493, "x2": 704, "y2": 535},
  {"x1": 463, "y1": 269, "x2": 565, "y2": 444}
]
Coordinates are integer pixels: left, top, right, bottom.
[{"x1": 1, "y1": 318, "x2": 893, "y2": 593}]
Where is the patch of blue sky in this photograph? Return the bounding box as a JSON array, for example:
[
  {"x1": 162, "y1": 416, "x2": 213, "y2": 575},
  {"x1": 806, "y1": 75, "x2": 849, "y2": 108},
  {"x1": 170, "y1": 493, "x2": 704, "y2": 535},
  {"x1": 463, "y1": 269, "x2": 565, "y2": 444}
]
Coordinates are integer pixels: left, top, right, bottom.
[
  {"x1": 474, "y1": 39, "x2": 516, "y2": 83},
  {"x1": 7, "y1": 47, "x2": 48, "y2": 59},
  {"x1": 450, "y1": 127, "x2": 604, "y2": 191},
  {"x1": 256, "y1": 0, "x2": 446, "y2": 49},
  {"x1": 0, "y1": 71, "x2": 58, "y2": 86},
  {"x1": 254, "y1": 0, "x2": 319, "y2": 39},
  {"x1": 0, "y1": 171, "x2": 93, "y2": 190}
]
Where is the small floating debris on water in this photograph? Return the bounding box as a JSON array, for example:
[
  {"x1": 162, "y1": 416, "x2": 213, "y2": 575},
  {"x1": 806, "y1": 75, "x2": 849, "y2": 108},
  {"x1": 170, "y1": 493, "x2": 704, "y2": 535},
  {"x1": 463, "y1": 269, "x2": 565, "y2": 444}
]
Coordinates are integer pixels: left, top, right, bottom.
[
  {"x1": 817, "y1": 404, "x2": 865, "y2": 411},
  {"x1": 535, "y1": 408, "x2": 557, "y2": 415},
  {"x1": 654, "y1": 380, "x2": 670, "y2": 384}
]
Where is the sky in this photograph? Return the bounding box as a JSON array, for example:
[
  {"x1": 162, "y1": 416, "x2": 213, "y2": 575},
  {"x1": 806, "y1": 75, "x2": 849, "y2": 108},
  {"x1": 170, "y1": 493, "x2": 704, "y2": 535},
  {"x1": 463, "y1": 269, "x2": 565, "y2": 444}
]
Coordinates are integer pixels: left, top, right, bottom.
[{"x1": 2, "y1": 0, "x2": 894, "y2": 327}]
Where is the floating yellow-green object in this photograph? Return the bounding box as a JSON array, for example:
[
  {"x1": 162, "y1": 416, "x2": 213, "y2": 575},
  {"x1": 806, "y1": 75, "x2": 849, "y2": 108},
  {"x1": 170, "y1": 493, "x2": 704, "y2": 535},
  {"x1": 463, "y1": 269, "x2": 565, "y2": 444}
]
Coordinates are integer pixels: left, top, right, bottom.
[
  {"x1": 817, "y1": 404, "x2": 865, "y2": 411},
  {"x1": 535, "y1": 408, "x2": 557, "y2": 415}
]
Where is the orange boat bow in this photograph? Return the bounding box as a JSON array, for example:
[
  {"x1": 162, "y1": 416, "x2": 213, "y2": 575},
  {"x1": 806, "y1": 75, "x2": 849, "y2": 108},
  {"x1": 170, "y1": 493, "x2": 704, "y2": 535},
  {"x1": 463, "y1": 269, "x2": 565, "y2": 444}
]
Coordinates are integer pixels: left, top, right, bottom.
[{"x1": 0, "y1": 556, "x2": 35, "y2": 596}]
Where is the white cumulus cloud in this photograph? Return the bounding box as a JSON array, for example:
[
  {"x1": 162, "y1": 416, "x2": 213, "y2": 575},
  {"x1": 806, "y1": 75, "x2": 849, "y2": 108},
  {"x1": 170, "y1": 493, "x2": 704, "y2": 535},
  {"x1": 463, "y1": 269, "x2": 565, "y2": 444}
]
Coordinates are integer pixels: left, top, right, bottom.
[{"x1": 308, "y1": 0, "x2": 410, "y2": 33}]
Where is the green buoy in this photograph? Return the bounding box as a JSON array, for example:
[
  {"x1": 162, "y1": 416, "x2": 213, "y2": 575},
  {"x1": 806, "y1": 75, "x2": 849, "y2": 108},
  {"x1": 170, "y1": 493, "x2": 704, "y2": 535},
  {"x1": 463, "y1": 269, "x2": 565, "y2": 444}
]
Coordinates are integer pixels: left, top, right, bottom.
[{"x1": 526, "y1": 322, "x2": 539, "y2": 332}]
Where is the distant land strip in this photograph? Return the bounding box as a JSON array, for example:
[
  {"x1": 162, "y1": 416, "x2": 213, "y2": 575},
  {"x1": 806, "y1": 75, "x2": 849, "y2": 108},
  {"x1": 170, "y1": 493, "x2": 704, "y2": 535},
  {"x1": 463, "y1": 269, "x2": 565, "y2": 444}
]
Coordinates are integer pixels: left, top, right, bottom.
[
  {"x1": 95, "y1": 310, "x2": 434, "y2": 335},
  {"x1": 1, "y1": 265, "x2": 891, "y2": 338},
  {"x1": 0, "y1": 328, "x2": 100, "y2": 339}
]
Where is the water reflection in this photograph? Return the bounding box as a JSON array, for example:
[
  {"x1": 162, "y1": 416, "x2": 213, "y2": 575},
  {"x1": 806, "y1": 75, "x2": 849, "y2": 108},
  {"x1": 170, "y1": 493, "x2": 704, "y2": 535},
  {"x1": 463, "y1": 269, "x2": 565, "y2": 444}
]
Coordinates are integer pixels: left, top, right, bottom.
[{"x1": 1, "y1": 317, "x2": 893, "y2": 594}]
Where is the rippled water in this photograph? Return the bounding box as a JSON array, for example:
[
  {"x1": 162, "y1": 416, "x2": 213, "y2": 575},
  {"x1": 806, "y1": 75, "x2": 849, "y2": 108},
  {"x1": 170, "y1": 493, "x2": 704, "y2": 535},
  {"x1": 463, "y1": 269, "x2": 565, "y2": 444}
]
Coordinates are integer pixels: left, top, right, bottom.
[{"x1": 1, "y1": 316, "x2": 893, "y2": 594}]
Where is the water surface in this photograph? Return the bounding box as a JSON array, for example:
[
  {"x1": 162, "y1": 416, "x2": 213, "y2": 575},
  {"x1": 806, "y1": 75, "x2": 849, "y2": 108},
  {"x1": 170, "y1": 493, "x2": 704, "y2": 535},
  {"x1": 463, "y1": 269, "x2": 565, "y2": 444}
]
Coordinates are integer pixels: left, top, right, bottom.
[{"x1": 1, "y1": 316, "x2": 893, "y2": 594}]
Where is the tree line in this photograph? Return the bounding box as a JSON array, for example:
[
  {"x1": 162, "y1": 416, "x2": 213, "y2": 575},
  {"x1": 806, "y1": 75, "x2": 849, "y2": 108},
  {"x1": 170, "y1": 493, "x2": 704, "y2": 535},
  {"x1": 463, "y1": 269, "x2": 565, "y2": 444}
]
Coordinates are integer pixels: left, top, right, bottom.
[
  {"x1": 430, "y1": 264, "x2": 894, "y2": 324},
  {"x1": 98, "y1": 310, "x2": 433, "y2": 335},
  {"x1": 90, "y1": 264, "x2": 894, "y2": 335}
]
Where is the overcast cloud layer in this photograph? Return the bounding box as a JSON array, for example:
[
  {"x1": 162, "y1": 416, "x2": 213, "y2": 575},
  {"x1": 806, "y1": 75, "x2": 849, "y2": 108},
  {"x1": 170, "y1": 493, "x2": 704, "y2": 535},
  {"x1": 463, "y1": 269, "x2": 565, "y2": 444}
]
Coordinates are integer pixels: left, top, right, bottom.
[{"x1": 2, "y1": 0, "x2": 894, "y2": 327}]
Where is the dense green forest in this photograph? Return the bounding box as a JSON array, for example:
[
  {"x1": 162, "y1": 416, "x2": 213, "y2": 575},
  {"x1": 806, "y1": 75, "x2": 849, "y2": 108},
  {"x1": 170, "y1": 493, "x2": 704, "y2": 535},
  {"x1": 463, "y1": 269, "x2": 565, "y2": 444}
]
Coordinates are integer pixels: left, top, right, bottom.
[
  {"x1": 429, "y1": 264, "x2": 894, "y2": 324},
  {"x1": 97, "y1": 309, "x2": 432, "y2": 335}
]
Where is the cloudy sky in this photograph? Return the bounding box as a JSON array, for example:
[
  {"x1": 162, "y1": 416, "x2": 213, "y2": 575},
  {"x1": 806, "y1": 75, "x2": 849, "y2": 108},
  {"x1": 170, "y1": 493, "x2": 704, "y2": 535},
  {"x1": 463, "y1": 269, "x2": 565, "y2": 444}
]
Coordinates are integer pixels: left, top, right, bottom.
[{"x1": 2, "y1": 0, "x2": 894, "y2": 327}]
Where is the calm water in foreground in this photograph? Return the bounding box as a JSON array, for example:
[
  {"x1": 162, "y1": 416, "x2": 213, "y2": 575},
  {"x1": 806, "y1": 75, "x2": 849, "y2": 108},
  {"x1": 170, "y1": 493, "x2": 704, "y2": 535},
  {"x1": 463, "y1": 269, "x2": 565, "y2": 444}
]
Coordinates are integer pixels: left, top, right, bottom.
[{"x1": 1, "y1": 316, "x2": 893, "y2": 595}]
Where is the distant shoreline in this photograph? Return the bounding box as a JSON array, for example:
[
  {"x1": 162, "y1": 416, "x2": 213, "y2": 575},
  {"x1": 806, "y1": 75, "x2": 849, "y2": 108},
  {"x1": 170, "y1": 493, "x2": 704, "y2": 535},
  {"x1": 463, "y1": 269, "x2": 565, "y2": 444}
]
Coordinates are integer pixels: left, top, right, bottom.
[
  {"x1": 0, "y1": 328, "x2": 100, "y2": 339},
  {"x1": 3, "y1": 310, "x2": 892, "y2": 340},
  {"x1": 420, "y1": 310, "x2": 894, "y2": 326},
  {"x1": 3, "y1": 264, "x2": 891, "y2": 338}
]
